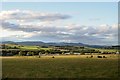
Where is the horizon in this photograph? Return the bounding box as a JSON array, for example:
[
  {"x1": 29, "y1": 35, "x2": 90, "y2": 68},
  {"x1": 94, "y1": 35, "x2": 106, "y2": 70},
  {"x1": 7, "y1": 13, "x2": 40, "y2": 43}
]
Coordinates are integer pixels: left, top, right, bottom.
[
  {"x1": 1, "y1": 2, "x2": 118, "y2": 45},
  {"x1": 1, "y1": 40, "x2": 118, "y2": 46}
]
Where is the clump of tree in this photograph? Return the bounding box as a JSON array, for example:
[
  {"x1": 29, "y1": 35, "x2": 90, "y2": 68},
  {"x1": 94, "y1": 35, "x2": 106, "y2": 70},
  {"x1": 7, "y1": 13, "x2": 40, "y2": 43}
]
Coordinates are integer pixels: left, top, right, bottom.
[
  {"x1": 41, "y1": 46, "x2": 48, "y2": 48},
  {"x1": 26, "y1": 52, "x2": 34, "y2": 56},
  {"x1": 80, "y1": 52, "x2": 85, "y2": 55},
  {"x1": 1, "y1": 44, "x2": 19, "y2": 49},
  {"x1": 19, "y1": 51, "x2": 26, "y2": 56}
]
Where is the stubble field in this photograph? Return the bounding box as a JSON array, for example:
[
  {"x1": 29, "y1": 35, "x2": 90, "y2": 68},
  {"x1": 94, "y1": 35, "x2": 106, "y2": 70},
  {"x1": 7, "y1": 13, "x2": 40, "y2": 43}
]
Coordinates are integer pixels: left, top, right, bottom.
[{"x1": 1, "y1": 54, "x2": 119, "y2": 78}]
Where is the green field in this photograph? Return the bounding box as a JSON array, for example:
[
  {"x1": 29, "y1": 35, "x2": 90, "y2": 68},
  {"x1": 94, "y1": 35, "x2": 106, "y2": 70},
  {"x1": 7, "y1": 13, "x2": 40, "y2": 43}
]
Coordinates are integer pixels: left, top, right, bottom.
[
  {"x1": 88, "y1": 47, "x2": 118, "y2": 53},
  {"x1": 20, "y1": 46, "x2": 39, "y2": 50},
  {"x1": 5, "y1": 44, "x2": 119, "y2": 53},
  {"x1": 95, "y1": 48, "x2": 118, "y2": 52},
  {"x1": 2, "y1": 55, "x2": 119, "y2": 78},
  {"x1": 20, "y1": 46, "x2": 51, "y2": 50},
  {"x1": 5, "y1": 44, "x2": 52, "y2": 50}
]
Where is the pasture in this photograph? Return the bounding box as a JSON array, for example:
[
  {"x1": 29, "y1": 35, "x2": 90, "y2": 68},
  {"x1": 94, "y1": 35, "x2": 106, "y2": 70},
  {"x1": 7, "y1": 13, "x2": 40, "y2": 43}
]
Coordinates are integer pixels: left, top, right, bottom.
[
  {"x1": 3, "y1": 44, "x2": 52, "y2": 51},
  {"x1": 2, "y1": 54, "x2": 119, "y2": 78}
]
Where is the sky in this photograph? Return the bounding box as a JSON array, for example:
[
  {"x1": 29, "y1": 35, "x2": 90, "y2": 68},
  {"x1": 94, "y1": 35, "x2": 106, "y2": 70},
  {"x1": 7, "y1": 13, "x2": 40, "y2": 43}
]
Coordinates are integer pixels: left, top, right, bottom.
[
  {"x1": 0, "y1": 2, "x2": 118, "y2": 45},
  {"x1": 1, "y1": 0, "x2": 119, "y2": 2}
]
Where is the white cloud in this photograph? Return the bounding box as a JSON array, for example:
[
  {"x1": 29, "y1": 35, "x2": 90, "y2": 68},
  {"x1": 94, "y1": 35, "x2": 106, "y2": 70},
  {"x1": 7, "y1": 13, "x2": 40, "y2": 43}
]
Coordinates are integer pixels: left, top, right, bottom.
[
  {"x1": 0, "y1": 28, "x2": 35, "y2": 38},
  {"x1": 0, "y1": 10, "x2": 71, "y2": 21},
  {"x1": 1, "y1": 10, "x2": 118, "y2": 45}
]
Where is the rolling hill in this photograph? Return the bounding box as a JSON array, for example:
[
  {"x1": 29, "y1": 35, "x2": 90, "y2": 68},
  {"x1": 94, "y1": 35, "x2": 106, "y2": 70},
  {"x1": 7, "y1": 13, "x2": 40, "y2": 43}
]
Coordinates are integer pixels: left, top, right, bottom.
[{"x1": 1, "y1": 41, "x2": 107, "y2": 48}]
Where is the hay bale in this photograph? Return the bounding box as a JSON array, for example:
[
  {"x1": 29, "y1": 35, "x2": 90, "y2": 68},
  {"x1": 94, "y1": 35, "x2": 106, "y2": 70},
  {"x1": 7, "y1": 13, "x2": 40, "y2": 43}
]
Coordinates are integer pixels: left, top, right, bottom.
[
  {"x1": 103, "y1": 56, "x2": 107, "y2": 58},
  {"x1": 97, "y1": 56, "x2": 102, "y2": 58},
  {"x1": 52, "y1": 56, "x2": 55, "y2": 58},
  {"x1": 90, "y1": 55, "x2": 93, "y2": 58}
]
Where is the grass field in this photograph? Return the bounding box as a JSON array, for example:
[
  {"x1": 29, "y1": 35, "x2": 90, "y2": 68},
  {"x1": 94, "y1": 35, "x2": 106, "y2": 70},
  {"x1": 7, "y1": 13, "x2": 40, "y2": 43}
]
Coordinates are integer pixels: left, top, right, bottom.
[
  {"x1": 19, "y1": 46, "x2": 39, "y2": 50},
  {"x1": 88, "y1": 47, "x2": 118, "y2": 53},
  {"x1": 95, "y1": 48, "x2": 118, "y2": 52},
  {"x1": 2, "y1": 55, "x2": 119, "y2": 78},
  {"x1": 5, "y1": 44, "x2": 52, "y2": 50}
]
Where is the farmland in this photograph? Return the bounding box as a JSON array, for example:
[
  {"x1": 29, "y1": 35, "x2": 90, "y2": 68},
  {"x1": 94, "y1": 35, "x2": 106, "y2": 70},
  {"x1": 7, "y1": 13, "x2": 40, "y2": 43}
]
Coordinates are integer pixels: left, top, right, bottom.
[
  {"x1": 1, "y1": 43, "x2": 119, "y2": 79},
  {"x1": 2, "y1": 54, "x2": 119, "y2": 78},
  {"x1": 1, "y1": 43, "x2": 119, "y2": 55}
]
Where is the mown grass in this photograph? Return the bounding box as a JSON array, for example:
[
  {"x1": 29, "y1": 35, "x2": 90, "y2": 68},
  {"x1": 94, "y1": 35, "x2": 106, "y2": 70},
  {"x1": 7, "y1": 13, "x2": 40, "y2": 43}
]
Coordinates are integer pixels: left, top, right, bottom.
[{"x1": 2, "y1": 55, "x2": 119, "y2": 78}]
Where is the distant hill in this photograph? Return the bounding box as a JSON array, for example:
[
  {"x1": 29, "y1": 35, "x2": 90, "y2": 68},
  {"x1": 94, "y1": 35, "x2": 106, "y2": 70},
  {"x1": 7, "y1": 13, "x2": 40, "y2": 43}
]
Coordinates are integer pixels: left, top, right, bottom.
[
  {"x1": 1, "y1": 41, "x2": 110, "y2": 48},
  {"x1": 1, "y1": 41, "x2": 17, "y2": 45},
  {"x1": 17, "y1": 41, "x2": 46, "y2": 46},
  {"x1": 47, "y1": 42, "x2": 88, "y2": 46}
]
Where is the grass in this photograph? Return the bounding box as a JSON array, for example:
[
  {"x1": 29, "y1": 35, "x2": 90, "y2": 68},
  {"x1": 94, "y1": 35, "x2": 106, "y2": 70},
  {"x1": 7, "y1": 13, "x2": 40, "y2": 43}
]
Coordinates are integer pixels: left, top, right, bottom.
[
  {"x1": 5, "y1": 44, "x2": 52, "y2": 50},
  {"x1": 20, "y1": 46, "x2": 39, "y2": 50},
  {"x1": 87, "y1": 47, "x2": 118, "y2": 53},
  {"x1": 19, "y1": 46, "x2": 52, "y2": 50},
  {"x1": 6, "y1": 44, "x2": 119, "y2": 53},
  {"x1": 2, "y1": 54, "x2": 119, "y2": 78},
  {"x1": 95, "y1": 48, "x2": 118, "y2": 52}
]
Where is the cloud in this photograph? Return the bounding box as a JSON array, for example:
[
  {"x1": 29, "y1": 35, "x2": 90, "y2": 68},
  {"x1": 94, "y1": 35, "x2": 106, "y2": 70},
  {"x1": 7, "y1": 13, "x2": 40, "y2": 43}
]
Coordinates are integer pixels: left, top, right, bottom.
[
  {"x1": 1, "y1": 10, "x2": 118, "y2": 45},
  {"x1": 89, "y1": 18, "x2": 100, "y2": 21},
  {"x1": 1, "y1": 22, "x2": 118, "y2": 45},
  {"x1": 0, "y1": 10, "x2": 71, "y2": 21}
]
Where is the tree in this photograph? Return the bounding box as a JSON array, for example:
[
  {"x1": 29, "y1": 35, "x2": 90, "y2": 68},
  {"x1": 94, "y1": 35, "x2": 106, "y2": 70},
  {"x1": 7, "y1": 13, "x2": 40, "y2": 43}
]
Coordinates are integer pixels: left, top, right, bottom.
[
  {"x1": 38, "y1": 52, "x2": 41, "y2": 58},
  {"x1": 40, "y1": 50, "x2": 45, "y2": 54},
  {"x1": 45, "y1": 50, "x2": 50, "y2": 54},
  {"x1": 1, "y1": 44, "x2": 6, "y2": 49},
  {"x1": 19, "y1": 51, "x2": 22, "y2": 56},
  {"x1": 19, "y1": 51, "x2": 26, "y2": 56},
  {"x1": 62, "y1": 52, "x2": 64, "y2": 54},
  {"x1": 13, "y1": 46, "x2": 18, "y2": 49},
  {"x1": 27, "y1": 52, "x2": 33, "y2": 56}
]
